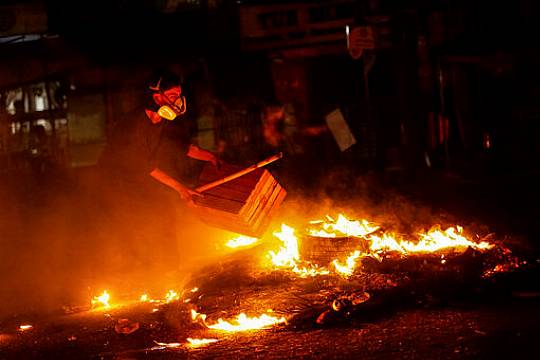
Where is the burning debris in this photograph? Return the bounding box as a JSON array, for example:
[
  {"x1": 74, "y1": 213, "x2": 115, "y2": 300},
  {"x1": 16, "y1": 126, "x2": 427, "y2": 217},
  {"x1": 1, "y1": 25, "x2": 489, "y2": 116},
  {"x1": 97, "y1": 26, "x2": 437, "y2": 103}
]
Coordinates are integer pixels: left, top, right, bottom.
[{"x1": 3, "y1": 213, "x2": 527, "y2": 358}]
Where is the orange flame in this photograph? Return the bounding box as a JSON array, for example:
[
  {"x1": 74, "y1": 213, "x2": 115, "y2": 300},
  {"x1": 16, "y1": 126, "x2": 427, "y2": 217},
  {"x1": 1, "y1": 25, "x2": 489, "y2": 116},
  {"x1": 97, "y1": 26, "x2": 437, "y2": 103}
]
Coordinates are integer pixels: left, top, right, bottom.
[
  {"x1": 368, "y1": 226, "x2": 494, "y2": 255},
  {"x1": 91, "y1": 290, "x2": 110, "y2": 308},
  {"x1": 186, "y1": 338, "x2": 219, "y2": 347},
  {"x1": 332, "y1": 250, "x2": 362, "y2": 278},
  {"x1": 206, "y1": 312, "x2": 287, "y2": 332},
  {"x1": 165, "y1": 290, "x2": 179, "y2": 303},
  {"x1": 226, "y1": 235, "x2": 259, "y2": 248},
  {"x1": 268, "y1": 224, "x2": 330, "y2": 277},
  {"x1": 18, "y1": 325, "x2": 33, "y2": 332},
  {"x1": 308, "y1": 214, "x2": 379, "y2": 238}
]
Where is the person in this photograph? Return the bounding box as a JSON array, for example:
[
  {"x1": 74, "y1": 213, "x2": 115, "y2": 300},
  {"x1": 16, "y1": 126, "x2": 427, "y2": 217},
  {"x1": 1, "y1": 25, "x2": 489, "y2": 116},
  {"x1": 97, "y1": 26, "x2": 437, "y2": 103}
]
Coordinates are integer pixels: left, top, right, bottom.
[{"x1": 138, "y1": 68, "x2": 220, "y2": 203}]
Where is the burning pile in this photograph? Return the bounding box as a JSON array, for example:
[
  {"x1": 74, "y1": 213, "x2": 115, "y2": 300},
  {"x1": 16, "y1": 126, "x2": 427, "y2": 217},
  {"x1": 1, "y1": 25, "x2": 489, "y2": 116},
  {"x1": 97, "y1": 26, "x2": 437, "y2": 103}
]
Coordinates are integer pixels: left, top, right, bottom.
[
  {"x1": 67, "y1": 214, "x2": 523, "y2": 352},
  {"x1": 172, "y1": 213, "x2": 521, "y2": 347},
  {"x1": 265, "y1": 214, "x2": 496, "y2": 279}
]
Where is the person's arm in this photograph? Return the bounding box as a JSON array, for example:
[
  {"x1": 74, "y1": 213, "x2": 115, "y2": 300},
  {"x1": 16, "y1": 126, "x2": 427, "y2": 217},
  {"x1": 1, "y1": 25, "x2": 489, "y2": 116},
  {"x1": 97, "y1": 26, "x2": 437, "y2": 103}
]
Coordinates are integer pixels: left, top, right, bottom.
[
  {"x1": 149, "y1": 168, "x2": 200, "y2": 203},
  {"x1": 187, "y1": 144, "x2": 220, "y2": 167}
]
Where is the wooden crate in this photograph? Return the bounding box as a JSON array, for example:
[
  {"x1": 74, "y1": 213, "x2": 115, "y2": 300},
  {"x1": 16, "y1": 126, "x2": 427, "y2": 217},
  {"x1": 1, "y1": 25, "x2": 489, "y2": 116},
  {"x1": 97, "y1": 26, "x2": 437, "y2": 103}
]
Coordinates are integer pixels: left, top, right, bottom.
[{"x1": 192, "y1": 163, "x2": 287, "y2": 237}]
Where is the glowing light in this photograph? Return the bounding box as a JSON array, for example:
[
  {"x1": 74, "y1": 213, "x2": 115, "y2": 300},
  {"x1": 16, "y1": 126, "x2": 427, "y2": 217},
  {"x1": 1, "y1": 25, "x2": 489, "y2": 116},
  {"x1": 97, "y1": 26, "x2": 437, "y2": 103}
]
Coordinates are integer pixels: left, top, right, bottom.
[
  {"x1": 332, "y1": 250, "x2": 362, "y2": 278},
  {"x1": 190, "y1": 287, "x2": 199, "y2": 293},
  {"x1": 18, "y1": 325, "x2": 32, "y2": 332},
  {"x1": 226, "y1": 235, "x2": 258, "y2": 248},
  {"x1": 165, "y1": 290, "x2": 179, "y2": 303},
  {"x1": 92, "y1": 291, "x2": 110, "y2": 308},
  {"x1": 140, "y1": 294, "x2": 149, "y2": 302},
  {"x1": 206, "y1": 312, "x2": 286, "y2": 332},
  {"x1": 186, "y1": 338, "x2": 219, "y2": 347}
]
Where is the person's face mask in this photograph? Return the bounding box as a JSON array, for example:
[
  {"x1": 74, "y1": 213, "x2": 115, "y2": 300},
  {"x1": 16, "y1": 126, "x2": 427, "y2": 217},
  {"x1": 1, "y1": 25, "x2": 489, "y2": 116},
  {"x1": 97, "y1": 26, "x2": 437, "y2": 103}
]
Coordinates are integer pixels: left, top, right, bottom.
[
  {"x1": 157, "y1": 94, "x2": 187, "y2": 121},
  {"x1": 149, "y1": 80, "x2": 187, "y2": 121}
]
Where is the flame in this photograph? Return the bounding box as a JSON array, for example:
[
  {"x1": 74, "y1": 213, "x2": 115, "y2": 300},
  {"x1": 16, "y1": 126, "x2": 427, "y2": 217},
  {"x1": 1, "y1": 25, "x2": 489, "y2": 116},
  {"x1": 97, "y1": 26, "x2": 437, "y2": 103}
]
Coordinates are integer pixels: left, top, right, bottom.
[
  {"x1": 268, "y1": 224, "x2": 299, "y2": 267},
  {"x1": 190, "y1": 287, "x2": 199, "y2": 293},
  {"x1": 308, "y1": 214, "x2": 379, "y2": 238},
  {"x1": 140, "y1": 294, "x2": 149, "y2": 302},
  {"x1": 191, "y1": 309, "x2": 207, "y2": 322},
  {"x1": 152, "y1": 341, "x2": 182, "y2": 350},
  {"x1": 206, "y1": 312, "x2": 286, "y2": 332},
  {"x1": 368, "y1": 226, "x2": 494, "y2": 255},
  {"x1": 165, "y1": 290, "x2": 179, "y2": 303},
  {"x1": 91, "y1": 291, "x2": 110, "y2": 308},
  {"x1": 333, "y1": 250, "x2": 362, "y2": 278},
  {"x1": 226, "y1": 235, "x2": 258, "y2": 248},
  {"x1": 18, "y1": 325, "x2": 32, "y2": 332},
  {"x1": 186, "y1": 338, "x2": 219, "y2": 347},
  {"x1": 268, "y1": 224, "x2": 330, "y2": 277}
]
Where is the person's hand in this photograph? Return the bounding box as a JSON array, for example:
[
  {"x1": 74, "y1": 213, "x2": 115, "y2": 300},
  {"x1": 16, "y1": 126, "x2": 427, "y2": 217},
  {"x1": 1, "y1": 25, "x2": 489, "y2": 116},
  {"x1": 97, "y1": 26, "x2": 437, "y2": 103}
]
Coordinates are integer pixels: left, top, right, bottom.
[{"x1": 209, "y1": 153, "x2": 222, "y2": 170}]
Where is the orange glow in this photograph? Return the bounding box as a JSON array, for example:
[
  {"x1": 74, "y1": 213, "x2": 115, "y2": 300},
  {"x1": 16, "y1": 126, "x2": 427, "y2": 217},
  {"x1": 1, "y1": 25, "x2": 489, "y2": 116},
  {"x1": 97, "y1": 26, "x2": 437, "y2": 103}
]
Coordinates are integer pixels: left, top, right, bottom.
[
  {"x1": 226, "y1": 235, "x2": 259, "y2": 248},
  {"x1": 18, "y1": 325, "x2": 33, "y2": 332},
  {"x1": 140, "y1": 294, "x2": 150, "y2": 302},
  {"x1": 332, "y1": 250, "x2": 362, "y2": 278},
  {"x1": 186, "y1": 338, "x2": 219, "y2": 347},
  {"x1": 91, "y1": 291, "x2": 110, "y2": 308},
  {"x1": 165, "y1": 290, "x2": 179, "y2": 303},
  {"x1": 308, "y1": 214, "x2": 379, "y2": 238},
  {"x1": 206, "y1": 312, "x2": 287, "y2": 332}
]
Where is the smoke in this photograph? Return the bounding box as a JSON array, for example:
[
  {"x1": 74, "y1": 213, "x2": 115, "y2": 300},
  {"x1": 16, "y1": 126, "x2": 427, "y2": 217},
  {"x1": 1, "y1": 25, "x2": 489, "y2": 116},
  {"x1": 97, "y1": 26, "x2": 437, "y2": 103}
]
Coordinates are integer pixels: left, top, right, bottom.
[
  {"x1": 0, "y1": 164, "x2": 230, "y2": 320},
  {"x1": 0, "y1": 153, "x2": 498, "y2": 320}
]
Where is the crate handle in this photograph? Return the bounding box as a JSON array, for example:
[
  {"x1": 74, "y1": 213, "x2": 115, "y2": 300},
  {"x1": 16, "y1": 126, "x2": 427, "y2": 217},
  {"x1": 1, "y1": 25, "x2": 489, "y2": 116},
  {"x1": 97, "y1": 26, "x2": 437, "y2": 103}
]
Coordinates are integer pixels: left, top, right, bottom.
[{"x1": 195, "y1": 153, "x2": 283, "y2": 193}]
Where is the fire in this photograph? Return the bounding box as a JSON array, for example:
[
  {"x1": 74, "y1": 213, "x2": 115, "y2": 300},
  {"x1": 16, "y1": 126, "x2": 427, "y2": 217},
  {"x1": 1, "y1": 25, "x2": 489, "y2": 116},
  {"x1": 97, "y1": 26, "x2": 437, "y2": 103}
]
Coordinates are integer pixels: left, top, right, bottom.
[
  {"x1": 165, "y1": 290, "x2": 179, "y2": 303},
  {"x1": 140, "y1": 294, "x2": 150, "y2": 302},
  {"x1": 91, "y1": 291, "x2": 110, "y2": 308},
  {"x1": 186, "y1": 338, "x2": 219, "y2": 347},
  {"x1": 206, "y1": 312, "x2": 287, "y2": 332},
  {"x1": 333, "y1": 250, "x2": 362, "y2": 278},
  {"x1": 268, "y1": 224, "x2": 330, "y2": 277},
  {"x1": 368, "y1": 226, "x2": 494, "y2": 255},
  {"x1": 268, "y1": 224, "x2": 299, "y2": 267},
  {"x1": 18, "y1": 325, "x2": 32, "y2": 332},
  {"x1": 191, "y1": 309, "x2": 207, "y2": 322},
  {"x1": 226, "y1": 235, "x2": 258, "y2": 248},
  {"x1": 308, "y1": 214, "x2": 379, "y2": 238},
  {"x1": 152, "y1": 341, "x2": 182, "y2": 350}
]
